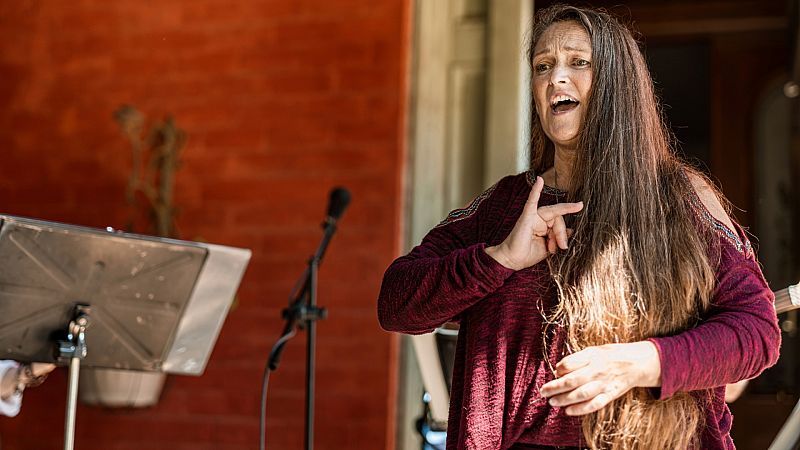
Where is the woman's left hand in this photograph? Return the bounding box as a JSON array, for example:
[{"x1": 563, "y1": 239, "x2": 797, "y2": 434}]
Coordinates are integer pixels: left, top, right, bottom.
[{"x1": 539, "y1": 341, "x2": 662, "y2": 416}]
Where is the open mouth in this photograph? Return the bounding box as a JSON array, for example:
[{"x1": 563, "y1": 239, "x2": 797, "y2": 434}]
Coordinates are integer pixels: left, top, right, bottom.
[{"x1": 550, "y1": 95, "x2": 579, "y2": 114}]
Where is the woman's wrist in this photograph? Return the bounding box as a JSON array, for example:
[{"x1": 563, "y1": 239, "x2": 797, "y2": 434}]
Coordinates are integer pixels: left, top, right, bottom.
[
  {"x1": 484, "y1": 245, "x2": 517, "y2": 271},
  {"x1": 633, "y1": 341, "x2": 662, "y2": 388}
]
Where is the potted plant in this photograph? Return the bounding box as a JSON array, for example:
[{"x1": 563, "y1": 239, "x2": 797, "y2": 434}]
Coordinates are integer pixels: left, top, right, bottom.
[{"x1": 78, "y1": 105, "x2": 186, "y2": 407}]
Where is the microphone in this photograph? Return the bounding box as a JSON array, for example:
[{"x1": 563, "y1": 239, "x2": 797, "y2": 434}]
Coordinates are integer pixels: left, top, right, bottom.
[{"x1": 324, "y1": 187, "x2": 351, "y2": 227}]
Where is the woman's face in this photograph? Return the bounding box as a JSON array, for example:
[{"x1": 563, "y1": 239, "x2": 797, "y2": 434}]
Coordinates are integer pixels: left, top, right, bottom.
[{"x1": 532, "y1": 21, "x2": 593, "y2": 152}]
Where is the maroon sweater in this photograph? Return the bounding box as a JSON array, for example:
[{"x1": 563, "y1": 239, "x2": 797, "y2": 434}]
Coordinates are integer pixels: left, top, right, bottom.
[{"x1": 378, "y1": 171, "x2": 781, "y2": 450}]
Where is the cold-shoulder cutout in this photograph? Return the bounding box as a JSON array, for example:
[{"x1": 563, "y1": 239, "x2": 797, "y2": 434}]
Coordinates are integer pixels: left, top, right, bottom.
[
  {"x1": 686, "y1": 172, "x2": 752, "y2": 256},
  {"x1": 686, "y1": 173, "x2": 736, "y2": 231}
]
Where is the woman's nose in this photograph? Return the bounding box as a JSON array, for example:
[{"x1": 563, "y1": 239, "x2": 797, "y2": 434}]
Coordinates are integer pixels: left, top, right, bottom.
[{"x1": 549, "y1": 64, "x2": 569, "y2": 84}]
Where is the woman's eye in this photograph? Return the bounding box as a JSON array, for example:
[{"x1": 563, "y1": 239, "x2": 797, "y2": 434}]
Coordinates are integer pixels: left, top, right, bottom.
[
  {"x1": 534, "y1": 63, "x2": 550, "y2": 73},
  {"x1": 575, "y1": 59, "x2": 591, "y2": 67}
]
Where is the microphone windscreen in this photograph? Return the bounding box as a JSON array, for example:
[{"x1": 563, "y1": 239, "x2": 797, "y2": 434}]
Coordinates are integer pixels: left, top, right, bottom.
[{"x1": 327, "y1": 187, "x2": 351, "y2": 220}]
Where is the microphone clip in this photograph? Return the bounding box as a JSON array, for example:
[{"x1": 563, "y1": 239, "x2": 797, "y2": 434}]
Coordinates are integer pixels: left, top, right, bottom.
[{"x1": 282, "y1": 303, "x2": 328, "y2": 329}]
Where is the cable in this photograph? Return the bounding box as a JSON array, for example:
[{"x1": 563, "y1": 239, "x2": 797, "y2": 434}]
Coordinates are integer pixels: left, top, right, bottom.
[
  {"x1": 260, "y1": 363, "x2": 272, "y2": 450},
  {"x1": 261, "y1": 329, "x2": 296, "y2": 450}
]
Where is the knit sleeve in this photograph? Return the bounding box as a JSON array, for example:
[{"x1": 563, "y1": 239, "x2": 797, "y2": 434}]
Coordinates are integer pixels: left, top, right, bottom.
[
  {"x1": 377, "y1": 177, "x2": 517, "y2": 335},
  {"x1": 649, "y1": 223, "x2": 781, "y2": 400}
]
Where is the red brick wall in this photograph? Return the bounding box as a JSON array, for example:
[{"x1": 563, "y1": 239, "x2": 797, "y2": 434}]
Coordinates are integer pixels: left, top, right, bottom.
[{"x1": 0, "y1": 1, "x2": 409, "y2": 449}]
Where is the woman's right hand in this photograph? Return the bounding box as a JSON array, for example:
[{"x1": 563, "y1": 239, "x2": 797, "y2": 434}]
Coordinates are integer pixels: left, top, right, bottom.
[{"x1": 485, "y1": 176, "x2": 583, "y2": 271}]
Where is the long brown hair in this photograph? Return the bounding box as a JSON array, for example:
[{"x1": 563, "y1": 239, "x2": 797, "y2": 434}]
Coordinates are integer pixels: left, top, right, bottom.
[{"x1": 529, "y1": 5, "x2": 718, "y2": 449}]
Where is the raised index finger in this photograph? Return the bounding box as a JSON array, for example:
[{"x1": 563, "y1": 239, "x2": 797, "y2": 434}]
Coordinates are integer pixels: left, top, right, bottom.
[
  {"x1": 537, "y1": 201, "x2": 584, "y2": 222},
  {"x1": 523, "y1": 176, "x2": 545, "y2": 215}
]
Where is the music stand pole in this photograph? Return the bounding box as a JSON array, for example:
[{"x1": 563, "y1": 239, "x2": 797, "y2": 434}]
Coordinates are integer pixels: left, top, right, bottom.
[
  {"x1": 57, "y1": 305, "x2": 90, "y2": 450},
  {"x1": 65, "y1": 357, "x2": 80, "y2": 450}
]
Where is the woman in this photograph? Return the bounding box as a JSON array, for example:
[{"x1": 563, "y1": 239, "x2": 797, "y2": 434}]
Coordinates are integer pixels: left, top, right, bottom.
[{"x1": 378, "y1": 5, "x2": 780, "y2": 450}]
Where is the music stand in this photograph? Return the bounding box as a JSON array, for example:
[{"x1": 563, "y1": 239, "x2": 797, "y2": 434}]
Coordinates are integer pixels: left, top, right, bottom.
[{"x1": 0, "y1": 214, "x2": 251, "y2": 450}]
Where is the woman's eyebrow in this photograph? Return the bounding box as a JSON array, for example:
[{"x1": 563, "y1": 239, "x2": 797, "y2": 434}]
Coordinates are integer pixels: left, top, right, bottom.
[
  {"x1": 533, "y1": 47, "x2": 551, "y2": 57},
  {"x1": 534, "y1": 45, "x2": 590, "y2": 57},
  {"x1": 563, "y1": 45, "x2": 590, "y2": 53}
]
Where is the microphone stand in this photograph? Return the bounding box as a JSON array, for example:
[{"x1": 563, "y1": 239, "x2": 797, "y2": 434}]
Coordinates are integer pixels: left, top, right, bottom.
[{"x1": 267, "y1": 216, "x2": 339, "y2": 450}]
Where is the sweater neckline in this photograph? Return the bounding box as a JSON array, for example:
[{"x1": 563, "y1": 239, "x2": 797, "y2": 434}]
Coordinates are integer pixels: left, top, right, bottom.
[
  {"x1": 526, "y1": 170, "x2": 567, "y2": 196},
  {"x1": 543, "y1": 184, "x2": 567, "y2": 196}
]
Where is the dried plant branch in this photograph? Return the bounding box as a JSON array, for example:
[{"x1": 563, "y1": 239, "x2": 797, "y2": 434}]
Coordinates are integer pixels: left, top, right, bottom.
[{"x1": 114, "y1": 105, "x2": 186, "y2": 238}]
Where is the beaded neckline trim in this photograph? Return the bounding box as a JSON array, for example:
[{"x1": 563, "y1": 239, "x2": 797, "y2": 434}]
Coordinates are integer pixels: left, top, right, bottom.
[
  {"x1": 526, "y1": 170, "x2": 567, "y2": 196},
  {"x1": 435, "y1": 183, "x2": 497, "y2": 228}
]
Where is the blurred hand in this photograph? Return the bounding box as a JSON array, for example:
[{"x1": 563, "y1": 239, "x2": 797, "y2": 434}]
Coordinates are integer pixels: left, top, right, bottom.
[
  {"x1": 725, "y1": 379, "x2": 749, "y2": 403},
  {"x1": 485, "y1": 176, "x2": 583, "y2": 271},
  {"x1": 0, "y1": 362, "x2": 57, "y2": 399},
  {"x1": 539, "y1": 341, "x2": 661, "y2": 416},
  {"x1": 29, "y1": 363, "x2": 56, "y2": 378}
]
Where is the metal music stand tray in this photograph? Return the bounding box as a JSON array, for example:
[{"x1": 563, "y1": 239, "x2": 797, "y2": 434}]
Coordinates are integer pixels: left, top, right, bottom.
[{"x1": 0, "y1": 214, "x2": 251, "y2": 450}]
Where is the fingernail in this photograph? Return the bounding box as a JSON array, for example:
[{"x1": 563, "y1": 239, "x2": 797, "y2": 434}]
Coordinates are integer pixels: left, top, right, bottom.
[{"x1": 548, "y1": 399, "x2": 558, "y2": 407}]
